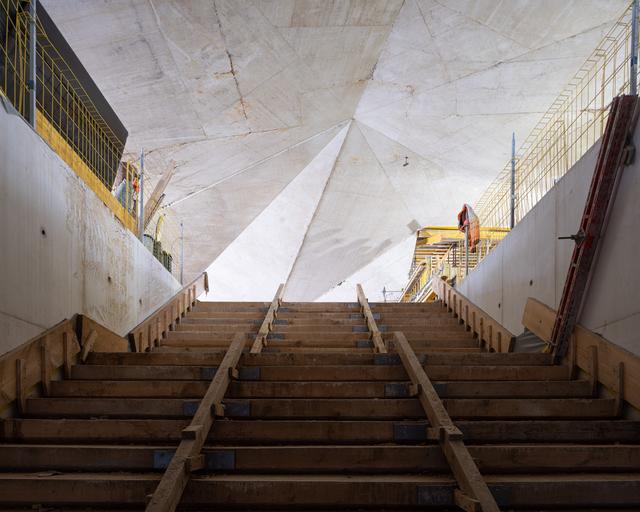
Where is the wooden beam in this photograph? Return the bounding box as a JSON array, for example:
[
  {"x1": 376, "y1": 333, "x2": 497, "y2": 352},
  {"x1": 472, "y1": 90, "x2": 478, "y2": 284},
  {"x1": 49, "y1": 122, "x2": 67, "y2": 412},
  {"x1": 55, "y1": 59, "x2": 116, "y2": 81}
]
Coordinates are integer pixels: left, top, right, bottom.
[
  {"x1": 522, "y1": 297, "x2": 640, "y2": 412},
  {"x1": 432, "y1": 278, "x2": 515, "y2": 353},
  {"x1": 250, "y1": 284, "x2": 285, "y2": 354},
  {"x1": 0, "y1": 319, "x2": 81, "y2": 413},
  {"x1": 144, "y1": 166, "x2": 175, "y2": 229},
  {"x1": 145, "y1": 331, "x2": 245, "y2": 512},
  {"x1": 128, "y1": 272, "x2": 209, "y2": 352},
  {"x1": 391, "y1": 331, "x2": 499, "y2": 512},
  {"x1": 356, "y1": 284, "x2": 387, "y2": 354}
]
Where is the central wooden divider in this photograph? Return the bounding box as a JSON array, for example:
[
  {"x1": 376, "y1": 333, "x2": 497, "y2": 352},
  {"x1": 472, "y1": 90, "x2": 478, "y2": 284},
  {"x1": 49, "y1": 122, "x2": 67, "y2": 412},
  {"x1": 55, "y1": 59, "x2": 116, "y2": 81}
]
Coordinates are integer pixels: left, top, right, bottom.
[
  {"x1": 145, "y1": 332, "x2": 245, "y2": 512},
  {"x1": 392, "y1": 331, "x2": 500, "y2": 512},
  {"x1": 250, "y1": 283, "x2": 284, "y2": 354},
  {"x1": 356, "y1": 284, "x2": 387, "y2": 353}
]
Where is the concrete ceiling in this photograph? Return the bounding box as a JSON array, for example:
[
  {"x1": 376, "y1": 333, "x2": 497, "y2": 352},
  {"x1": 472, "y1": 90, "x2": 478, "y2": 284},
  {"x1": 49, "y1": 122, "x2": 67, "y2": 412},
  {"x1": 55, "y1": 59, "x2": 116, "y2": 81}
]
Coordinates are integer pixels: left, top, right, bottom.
[{"x1": 43, "y1": 0, "x2": 628, "y2": 301}]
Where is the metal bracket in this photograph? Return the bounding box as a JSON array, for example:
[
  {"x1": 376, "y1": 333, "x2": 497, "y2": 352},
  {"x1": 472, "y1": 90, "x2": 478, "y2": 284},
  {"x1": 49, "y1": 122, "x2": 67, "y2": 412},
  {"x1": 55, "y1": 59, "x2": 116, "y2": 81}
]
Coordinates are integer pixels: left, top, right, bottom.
[
  {"x1": 384, "y1": 383, "x2": 411, "y2": 398},
  {"x1": 393, "y1": 422, "x2": 428, "y2": 442},
  {"x1": 558, "y1": 230, "x2": 585, "y2": 245}
]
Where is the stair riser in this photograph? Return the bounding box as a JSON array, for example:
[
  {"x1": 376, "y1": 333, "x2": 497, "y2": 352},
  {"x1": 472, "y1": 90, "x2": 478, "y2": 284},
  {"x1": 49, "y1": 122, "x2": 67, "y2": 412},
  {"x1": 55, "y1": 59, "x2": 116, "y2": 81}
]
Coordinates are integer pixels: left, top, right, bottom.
[
  {"x1": 1, "y1": 477, "x2": 639, "y2": 507},
  {"x1": 25, "y1": 397, "x2": 616, "y2": 420}
]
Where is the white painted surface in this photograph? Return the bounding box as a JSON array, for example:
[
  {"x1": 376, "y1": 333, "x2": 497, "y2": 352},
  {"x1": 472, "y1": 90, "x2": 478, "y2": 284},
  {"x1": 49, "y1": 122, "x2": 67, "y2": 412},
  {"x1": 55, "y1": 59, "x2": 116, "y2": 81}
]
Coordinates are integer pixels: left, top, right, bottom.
[
  {"x1": 41, "y1": 0, "x2": 628, "y2": 300},
  {"x1": 317, "y1": 234, "x2": 416, "y2": 302},
  {"x1": 459, "y1": 123, "x2": 640, "y2": 356},
  {"x1": 204, "y1": 124, "x2": 350, "y2": 301},
  {"x1": 0, "y1": 105, "x2": 180, "y2": 355}
]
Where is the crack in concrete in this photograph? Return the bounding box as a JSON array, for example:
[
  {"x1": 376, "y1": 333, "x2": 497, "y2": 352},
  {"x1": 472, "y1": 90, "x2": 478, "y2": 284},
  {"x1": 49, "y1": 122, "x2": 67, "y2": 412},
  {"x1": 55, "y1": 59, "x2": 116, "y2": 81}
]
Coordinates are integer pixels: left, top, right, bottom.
[
  {"x1": 213, "y1": 0, "x2": 249, "y2": 121},
  {"x1": 225, "y1": 49, "x2": 249, "y2": 121},
  {"x1": 165, "y1": 120, "x2": 351, "y2": 208}
]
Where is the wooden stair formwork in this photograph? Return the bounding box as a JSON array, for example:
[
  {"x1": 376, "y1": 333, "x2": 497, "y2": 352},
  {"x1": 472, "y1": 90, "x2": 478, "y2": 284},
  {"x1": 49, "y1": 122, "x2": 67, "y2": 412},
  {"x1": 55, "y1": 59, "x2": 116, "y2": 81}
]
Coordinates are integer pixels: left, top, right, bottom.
[{"x1": 1, "y1": 283, "x2": 640, "y2": 510}]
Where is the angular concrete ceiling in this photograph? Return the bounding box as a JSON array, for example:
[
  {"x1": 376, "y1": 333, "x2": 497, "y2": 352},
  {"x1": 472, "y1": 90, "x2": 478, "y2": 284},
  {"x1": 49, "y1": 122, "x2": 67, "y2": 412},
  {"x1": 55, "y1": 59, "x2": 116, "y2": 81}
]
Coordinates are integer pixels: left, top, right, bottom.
[{"x1": 44, "y1": 0, "x2": 628, "y2": 301}]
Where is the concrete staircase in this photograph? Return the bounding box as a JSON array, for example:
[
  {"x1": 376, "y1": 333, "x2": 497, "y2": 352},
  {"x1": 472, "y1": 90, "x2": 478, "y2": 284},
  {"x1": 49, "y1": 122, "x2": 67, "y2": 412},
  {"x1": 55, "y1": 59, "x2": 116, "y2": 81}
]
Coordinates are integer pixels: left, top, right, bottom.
[{"x1": 1, "y1": 300, "x2": 640, "y2": 509}]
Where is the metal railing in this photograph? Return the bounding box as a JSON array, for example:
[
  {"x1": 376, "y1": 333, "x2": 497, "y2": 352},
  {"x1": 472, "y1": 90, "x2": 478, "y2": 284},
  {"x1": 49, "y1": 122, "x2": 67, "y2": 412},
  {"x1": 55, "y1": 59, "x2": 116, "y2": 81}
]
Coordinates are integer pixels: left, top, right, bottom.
[
  {"x1": 475, "y1": 2, "x2": 636, "y2": 228},
  {"x1": 1, "y1": 1, "x2": 185, "y2": 280},
  {"x1": 400, "y1": 231, "x2": 506, "y2": 303},
  {"x1": 1, "y1": 0, "x2": 134, "y2": 230}
]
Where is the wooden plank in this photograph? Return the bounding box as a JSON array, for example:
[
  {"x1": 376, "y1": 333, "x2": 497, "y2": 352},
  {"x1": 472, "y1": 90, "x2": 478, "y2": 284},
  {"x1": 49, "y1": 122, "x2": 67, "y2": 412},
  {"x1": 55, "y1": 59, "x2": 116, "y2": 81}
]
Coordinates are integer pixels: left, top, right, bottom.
[
  {"x1": 457, "y1": 419, "x2": 640, "y2": 443},
  {"x1": 522, "y1": 297, "x2": 640, "y2": 412},
  {"x1": 25, "y1": 397, "x2": 425, "y2": 419},
  {"x1": 3, "y1": 473, "x2": 639, "y2": 508},
  {"x1": 79, "y1": 315, "x2": 130, "y2": 353},
  {"x1": 128, "y1": 272, "x2": 209, "y2": 352},
  {"x1": 250, "y1": 284, "x2": 285, "y2": 354},
  {"x1": 392, "y1": 331, "x2": 499, "y2": 512},
  {"x1": 432, "y1": 277, "x2": 516, "y2": 353},
  {"x1": 7, "y1": 417, "x2": 640, "y2": 445},
  {"x1": 356, "y1": 284, "x2": 387, "y2": 354},
  {"x1": 4, "y1": 443, "x2": 638, "y2": 473},
  {"x1": 0, "y1": 319, "x2": 81, "y2": 413},
  {"x1": 143, "y1": 166, "x2": 175, "y2": 228},
  {"x1": 145, "y1": 331, "x2": 245, "y2": 512},
  {"x1": 50, "y1": 379, "x2": 590, "y2": 399}
]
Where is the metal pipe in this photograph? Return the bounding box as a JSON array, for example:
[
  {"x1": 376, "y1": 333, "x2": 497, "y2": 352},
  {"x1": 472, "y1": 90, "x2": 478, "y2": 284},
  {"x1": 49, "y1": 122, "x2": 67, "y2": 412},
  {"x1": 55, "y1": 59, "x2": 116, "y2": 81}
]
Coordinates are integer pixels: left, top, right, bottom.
[
  {"x1": 510, "y1": 132, "x2": 516, "y2": 229},
  {"x1": 180, "y1": 221, "x2": 184, "y2": 285},
  {"x1": 631, "y1": 0, "x2": 638, "y2": 96},
  {"x1": 464, "y1": 224, "x2": 469, "y2": 277},
  {"x1": 139, "y1": 149, "x2": 145, "y2": 241},
  {"x1": 28, "y1": 0, "x2": 37, "y2": 128}
]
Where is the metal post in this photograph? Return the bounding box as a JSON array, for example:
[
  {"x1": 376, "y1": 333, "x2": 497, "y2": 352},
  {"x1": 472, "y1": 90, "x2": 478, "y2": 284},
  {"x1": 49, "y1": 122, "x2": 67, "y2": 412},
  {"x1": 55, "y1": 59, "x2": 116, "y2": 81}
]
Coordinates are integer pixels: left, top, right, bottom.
[
  {"x1": 180, "y1": 221, "x2": 184, "y2": 285},
  {"x1": 631, "y1": 0, "x2": 638, "y2": 96},
  {"x1": 28, "y1": 0, "x2": 37, "y2": 128},
  {"x1": 464, "y1": 224, "x2": 469, "y2": 277},
  {"x1": 510, "y1": 132, "x2": 516, "y2": 229},
  {"x1": 139, "y1": 149, "x2": 145, "y2": 241}
]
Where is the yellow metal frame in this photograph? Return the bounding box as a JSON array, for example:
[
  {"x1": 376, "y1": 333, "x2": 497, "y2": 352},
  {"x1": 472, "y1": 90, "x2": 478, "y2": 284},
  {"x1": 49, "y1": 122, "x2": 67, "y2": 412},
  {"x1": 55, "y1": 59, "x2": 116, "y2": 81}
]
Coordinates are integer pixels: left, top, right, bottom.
[
  {"x1": 36, "y1": 111, "x2": 137, "y2": 232},
  {"x1": 401, "y1": 225, "x2": 510, "y2": 303}
]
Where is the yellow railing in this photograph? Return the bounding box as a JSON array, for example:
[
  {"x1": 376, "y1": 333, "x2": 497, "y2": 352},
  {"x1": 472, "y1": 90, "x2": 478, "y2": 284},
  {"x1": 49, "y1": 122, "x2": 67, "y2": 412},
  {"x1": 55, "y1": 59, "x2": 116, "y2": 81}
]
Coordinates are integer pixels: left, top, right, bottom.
[
  {"x1": 475, "y1": 2, "x2": 635, "y2": 228},
  {"x1": 1, "y1": 0, "x2": 134, "y2": 230},
  {"x1": 400, "y1": 228, "x2": 508, "y2": 302}
]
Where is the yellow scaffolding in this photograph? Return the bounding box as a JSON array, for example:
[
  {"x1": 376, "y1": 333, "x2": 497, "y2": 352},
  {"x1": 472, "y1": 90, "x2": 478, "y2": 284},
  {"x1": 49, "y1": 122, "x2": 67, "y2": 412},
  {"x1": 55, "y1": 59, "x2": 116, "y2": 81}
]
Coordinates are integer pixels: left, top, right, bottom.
[
  {"x1": 475, "y1": 2, "x2": 636, "y2": 228},
  {"x1": 0, "y1": 0, "x2": 135, "y2": 231}
]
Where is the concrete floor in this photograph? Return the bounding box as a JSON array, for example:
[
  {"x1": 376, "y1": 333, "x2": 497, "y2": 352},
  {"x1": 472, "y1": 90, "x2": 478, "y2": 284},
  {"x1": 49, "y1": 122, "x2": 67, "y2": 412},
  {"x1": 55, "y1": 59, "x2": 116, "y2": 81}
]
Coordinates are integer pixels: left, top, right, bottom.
[{"x1": 43, "y1": 0, "x2": 628, "y2": 301}]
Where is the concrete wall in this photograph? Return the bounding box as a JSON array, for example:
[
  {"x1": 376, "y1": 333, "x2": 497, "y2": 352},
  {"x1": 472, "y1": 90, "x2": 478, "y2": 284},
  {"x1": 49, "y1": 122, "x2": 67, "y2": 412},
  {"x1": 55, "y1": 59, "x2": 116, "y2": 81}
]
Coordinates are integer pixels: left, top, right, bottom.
[
  {"x1": 459, "y1": 122, "x2": 640, "y2": 356},
  {"x1": 0, "y1": 102, "x2": 181, "y2": 355}
]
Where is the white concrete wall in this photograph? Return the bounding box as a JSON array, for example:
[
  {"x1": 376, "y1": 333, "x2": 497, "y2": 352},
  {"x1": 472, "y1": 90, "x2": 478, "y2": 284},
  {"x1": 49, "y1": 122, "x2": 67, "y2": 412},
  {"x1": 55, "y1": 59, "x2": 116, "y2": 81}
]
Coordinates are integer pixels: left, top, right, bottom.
[
  {"x1": 0, "y1": 103, "x2": 181, "y2": 355},
  {"x1": 459, "y1": 122, "x2": 640, "y2": 356}
]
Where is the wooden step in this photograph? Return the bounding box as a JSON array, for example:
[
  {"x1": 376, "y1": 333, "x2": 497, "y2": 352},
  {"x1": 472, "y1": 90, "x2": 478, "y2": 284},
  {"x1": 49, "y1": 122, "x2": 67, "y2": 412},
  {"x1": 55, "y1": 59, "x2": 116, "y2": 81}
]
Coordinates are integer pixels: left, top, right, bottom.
[
  {"x1": 2, "y1": 444, "x2": 637, "y2": 473},
  {"x1": 6, "y1": 418, "x2": 640, "y2": 445},
  {"x1": 186, "y1": 311, "x2": 266, "y2": 319},
  {"x1": 49, "y1": 379, "x2": 593, "y2": 399},
  {"x1": 71, "y1": 362, "x2": 565, "y2": 382},
  {"x1": 25, "y1": 397, "x2": 616, "y2": 420},
  {"x1": 85, "y1": 351, "x2": 552, "y2": 367},
  {"x1": 71, "y1": 364, "x2": 407, "y2": 381},
  {"x1": 1, "y1": 473, "x2": 639, "y2": 507},
  {"x1": 24, "y1": 397, "x2": 425, "y2": 419},
  {"x1": 175, "y1": 323, "x2": 261, "y2": 333},
  {"x1": 49, "y1": 380, "x2": 412, "y2": 399}
]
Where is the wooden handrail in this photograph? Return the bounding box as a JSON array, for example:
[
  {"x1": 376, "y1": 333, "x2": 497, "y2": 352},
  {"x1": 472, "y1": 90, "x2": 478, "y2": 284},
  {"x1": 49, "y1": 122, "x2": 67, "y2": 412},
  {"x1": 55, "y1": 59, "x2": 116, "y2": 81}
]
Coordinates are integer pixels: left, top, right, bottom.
[
  {"x1": 128, "y1": 271, "x2": 209, "y2": 352},
  {"x1": 250, "y1": 283, "x2": 285, "y2": 353},
  {"x1": 0, "y1": 318, "x2": 79, "y2": 413},
  {"x1": 145, "y1": 331, "x2": 245, "y2": 512},
  {"x1": 433, "y1": 277, "x2": 515, "y2": 353},
  {"x1": 0, "y1": 315, "x2": 130, "y2": 414},
  {"x1": 392, "y1": 332, "x2": 500, "y2": 512},
  {"x1": 356, "y1": 284, "x2": 387, "y2": 353},
  {"x1": 523, "y1": 297, "x2": 639, "y2": 412}
]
